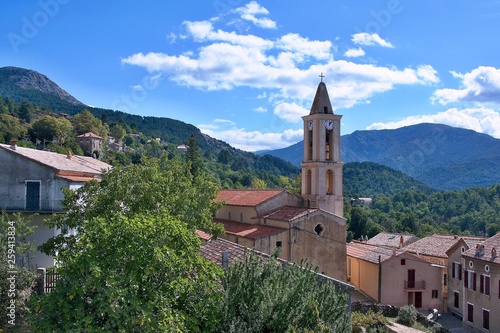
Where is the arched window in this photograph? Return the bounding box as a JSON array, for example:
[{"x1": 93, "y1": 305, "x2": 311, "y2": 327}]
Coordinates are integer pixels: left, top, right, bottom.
[
  {"x1": 326, "y1": 169, "x2": 334, "y2": 195},
  {"x1": 227, "y1": 211, "x2": 232, "y2": 221},
  {"x1": 306, "y1": 170, "x2": 312, "y2": 195},
  {"x1": 239, "y1": 212, "x2": 243, "y2": 222},
  {"x1": 325, "y1": 129, "x2": 333, "y2": 161}
]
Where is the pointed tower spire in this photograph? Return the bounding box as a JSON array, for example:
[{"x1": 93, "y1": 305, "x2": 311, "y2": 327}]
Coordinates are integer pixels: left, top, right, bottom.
[{"x1": 309, "y1": 82, "x2": 333, "y2": 115}]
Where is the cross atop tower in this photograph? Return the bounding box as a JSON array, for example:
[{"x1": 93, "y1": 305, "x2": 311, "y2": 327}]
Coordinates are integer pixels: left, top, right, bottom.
[{"x1": 319, "y1": 72, "x2": 325, "y2": 82}]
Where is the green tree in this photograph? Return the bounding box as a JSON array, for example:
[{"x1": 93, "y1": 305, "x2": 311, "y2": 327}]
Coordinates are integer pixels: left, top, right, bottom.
[
  {"x1": 72, "y1": 109, "x2": 107, "y2": 137},
  {"x1": 218, "y1": 253, "x2": 350, "y2": 332},
  {"x1": 39, "y1": 156, "x2": 223, "y2": 257},
  {"x1": 110, "y1": 124, "x2": 126, "y2": 142},
  {"x1": 17, "y1": 100, "x2": 33, "y2": 122},
  {"x1": 186, "y1": 133, "x2": 203, "y2": 178},
  {"x1": 252, "y1": 178, "x2": 267, "y2": 189},
  {"x1": 1, "y1": 214, "x2": 37, "y2": 328},
  {"x1": 30, "y1": 115, "x2": 72, "y2": 144},
  {"x1": 0, "y1": 114, "x2": 27, "y2": 143},
  {"x1": 30, "y1": 212, "x2": 222, "y2": 332}
]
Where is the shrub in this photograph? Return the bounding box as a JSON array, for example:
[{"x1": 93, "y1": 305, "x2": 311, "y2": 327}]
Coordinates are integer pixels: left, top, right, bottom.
[
  {"x1": 398, "y1": 304, "x2": 418, "y2": 326},
  {"x1": 351, "y1": 310, "x2": 390, "y2": 333}
]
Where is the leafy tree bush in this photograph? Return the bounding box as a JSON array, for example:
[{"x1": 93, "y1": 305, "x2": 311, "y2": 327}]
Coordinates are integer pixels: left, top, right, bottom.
[
  {"x1": 0, "y1": 213, "x2": 37, "y2": 329},
  {"x1": 218, "y1": 253, "x2": 350, "y2": 333},
  {"x1": 397, "y1": 304, "x2": 418, "y2": 326},
  {"x1": 351, "y1": 310, "x2": 389, "y2": 333}
]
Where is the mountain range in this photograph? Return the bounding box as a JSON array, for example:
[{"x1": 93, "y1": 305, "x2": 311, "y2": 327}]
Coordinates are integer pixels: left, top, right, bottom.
[
  {"x1": 258, "y1": 123, "x2": 500, "y2": 190},
  {"x1": 2, "y1": 66, "x2": 500, "y2": 191}
]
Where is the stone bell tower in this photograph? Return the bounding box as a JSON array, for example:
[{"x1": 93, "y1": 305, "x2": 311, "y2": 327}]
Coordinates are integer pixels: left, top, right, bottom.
[{"x1": 301, "y1": 74, "x2": 343, "y2": 217}]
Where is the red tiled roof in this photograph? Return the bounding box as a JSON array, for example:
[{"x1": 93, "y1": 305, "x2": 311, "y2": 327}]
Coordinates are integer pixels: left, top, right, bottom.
[
  {"x1": 367, "y1": 232, "x2": 419, "y2": 249},
  {"x1": 463, "y1": 233, "x2": 500, "y2": 264},
  {"x1": 0, "y1": 144, "x2": 111, "y2": 176},
  {"x1": 262, "y1": 206, "x2": 316, "y2": 221},
  {"x1": 402, "y1": 234, "x2": 485, "y2": 259},
  {"x1": 200, "y1": 238, "x2": 252, "y2": 266},
  {"x1": 195, "y1": 230, "x2": 212, "y2": 241},
  {"x1": 77, "y1": 132, "x2": 103, "y2": 139},
  {"x1": 216, "y1": 189, "x2": 285, "y2": 207},
  {"x1": 347, "y1": 241, "x2": 396, "y2": 264},
  {"x1": 217, "y1": 219, "x2": 286, "y2": 240}
]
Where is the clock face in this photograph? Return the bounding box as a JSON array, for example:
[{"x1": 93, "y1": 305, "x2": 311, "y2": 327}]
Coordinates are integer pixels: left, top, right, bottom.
[
  {"x1": 308, "y1": 120, "x2": 313, "y2": 131},
  {"x1": 325, "y1": 119, "x2": 334, "y2": 130}
]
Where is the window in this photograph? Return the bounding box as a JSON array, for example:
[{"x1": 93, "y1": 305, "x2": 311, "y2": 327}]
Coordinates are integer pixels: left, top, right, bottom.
[
  {"x1": 454, "y1": 291, "x2": 459, "y2": 309},
  {"x1": 452, "y1": 262, "x2": 462, "y2": 280},
  {"x1": 227, "y1": 211, "x2": 231, "y2": 221},
  {"x1": 314, "y1": 224, "x2": 324, "y2": 236},
  {"x1": 480, "y1": 274, "x2": 490, "y2": 296},
  {"x1": 401, "y1": 259, "x2": 406, "y2": 265},
  {"x1": 443, "y1": 274, "x2": 447, "y2": 286},
  {"x1": 465, "y1": 271, "x2": 476, "y2": 291},
  {"x1": 483, "y1": 309, "x2": 490, "y2": 330},
  {"x1": 26, "y1": 181, "x2": 41, "y2": 211},
  {"x1": 432, "y1": 290, "x2": 438, "y2": 299},
  {"x1": 276, "y1": 241, "x2": 282, "y2": 248},
  {"x1": 467, "y1": 303, "x2": 474, "y2": 323},
  {"x1": 239, "y1": 212, "x2": 243, "y2": 222}
]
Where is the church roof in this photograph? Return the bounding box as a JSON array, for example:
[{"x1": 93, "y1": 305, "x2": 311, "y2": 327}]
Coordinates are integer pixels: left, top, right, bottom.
[
  {"x1": 309, "y1": 82, "x2": 334, "y2": 115},
  {"x1": 216, "y1": 189, "x2": 285, "y2": 207},
  {"x1": 262, "y1": 206, "x2": 316, "y2": 221},
  {"x1": 216, "y1": 219, "x2": 287, "y2": 240}
]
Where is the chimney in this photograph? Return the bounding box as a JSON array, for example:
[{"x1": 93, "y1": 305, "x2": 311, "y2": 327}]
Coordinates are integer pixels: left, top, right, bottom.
[
  {"x1": 222, "y1": 251, "x2": 229, "y2": 269},
  {"x1": 66, "y1": 151, "x2": 72, "y2": 160},
  {"x1": 399, "y1": 235, "x2": 404, "y2": 249},
  {"x1": 10, "y1": 140, "x2": 17, "y2": 150},
  {"x1": 492, "y1": 247, "x2": 497, "y2": 259}
]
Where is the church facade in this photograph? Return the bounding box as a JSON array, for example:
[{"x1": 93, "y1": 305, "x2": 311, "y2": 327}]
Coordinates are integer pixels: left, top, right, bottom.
[{"x1": 215, "y1": 79, "x2": 347, "y2": 281}]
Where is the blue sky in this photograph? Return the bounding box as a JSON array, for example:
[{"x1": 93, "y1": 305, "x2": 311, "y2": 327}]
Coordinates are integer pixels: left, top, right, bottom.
[{"x1": 2, "y1": 1, "x2": 500, "y2": 151}]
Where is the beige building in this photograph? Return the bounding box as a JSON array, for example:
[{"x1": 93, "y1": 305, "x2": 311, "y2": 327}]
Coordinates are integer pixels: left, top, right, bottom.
[
  {"x1": 215, "y1": 80, "x2": 347, "y2": 281},
  {"x1": 402, "y1": 234, "x2": 485, "y2": 312},
  {"x1": 461, "y1": 233, "x2": 500, "y2": 333},
  {"x1": 347, "y1": 241, "x2": 443, "y2": 311}
]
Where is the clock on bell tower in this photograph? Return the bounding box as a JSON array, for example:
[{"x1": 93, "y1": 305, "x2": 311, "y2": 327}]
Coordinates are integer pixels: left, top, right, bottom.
[{"x1": 301, "y1": 75, "x2": 344, "y2": 217}]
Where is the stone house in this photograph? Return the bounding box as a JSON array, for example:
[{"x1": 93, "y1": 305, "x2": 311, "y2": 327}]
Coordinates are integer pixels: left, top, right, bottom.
[
  {"x1": 347, "y1": 241, "x2": 443, "y2": 311},
  {"x1": 0, "y1": 142, "x2": 111, "y2": 268},
  {"x1": 366, "y1": 232, "x2": 419, "y2": 249},
  {"x1": 77, "y1": 131, "x2": 103, "y2": 156},
  {"x1": 461, "y1": 233, "x2": 500, "y2": 332}
]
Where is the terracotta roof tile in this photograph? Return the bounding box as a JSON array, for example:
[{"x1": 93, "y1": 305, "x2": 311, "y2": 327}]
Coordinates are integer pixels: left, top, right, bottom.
[
  {"x1": 195, "y1": 230, "x2": 212, "y2": 241},
  {"x1": 77, "y1": 132, "x2": 103, "y2": 139},
  {"x1": 200, "y1": 238, "x2": 253, "y2": 266},
  {"x1": 463, "y1": 233, "x2": 500, "y2": 264},
  {"x1": 216, "y1": 189, "x2": 285, "y2": 207},
  {"x1": 0, "y1": 144, "x2": 111, "y2": 176},
  {"x1": 347, "y1": 242, "x2": 396, "y2": 264},
  {"x1": 367, "y1": 232, "x2": 419, "y2": 249},
  {"x1": 263, "y1": 206, "x2": 316, "y2": 221},
  {"x1": 402, "y1": 234, "x2": 485, "y2": 259},
  {"x1": 217, "y1": 219, "x2": 287, "y2": 240}
]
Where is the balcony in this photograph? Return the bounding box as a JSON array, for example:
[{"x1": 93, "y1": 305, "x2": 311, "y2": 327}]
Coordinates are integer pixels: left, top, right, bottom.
[
  {"x1": 404, "y1": 280, "x2": 426, "y2": 291},
  {"x1": 0, "y1": 199, "x2": 64, "y2": 213}
]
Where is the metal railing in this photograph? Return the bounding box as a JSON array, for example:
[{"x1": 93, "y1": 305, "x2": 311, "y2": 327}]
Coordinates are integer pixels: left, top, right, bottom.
[{"x1": 404, "y1": 280, "x2": 426, "y2": 290}]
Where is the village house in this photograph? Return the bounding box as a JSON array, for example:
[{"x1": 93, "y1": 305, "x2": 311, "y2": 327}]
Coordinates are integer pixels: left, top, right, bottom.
[
  {"x1": 366, "y1": 232, "x2": 419, "y2": 249},
  {"x1": 214, "y1": 80, "x2": 347, "y2": 282},
  {"x1": 460, "y1": 233, "x2": 500, "y2": 332},
  {"x1": 402, "y1": 234, "x2": 486, "y2": 313},
  {"x1": 77, "y1": 131, "x2": 103, "y2": 156},
  {"x1": 0, "y1": 141, "x2": 111, "y2": 268},
  {"x1": 347, "y1": 241, "x2": 443, "y2": 311}
]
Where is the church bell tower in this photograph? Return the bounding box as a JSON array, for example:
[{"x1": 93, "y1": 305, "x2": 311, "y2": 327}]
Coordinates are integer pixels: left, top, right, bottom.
[{"x1": 301, "y1": 75, "x2": 343, "y2": 217}]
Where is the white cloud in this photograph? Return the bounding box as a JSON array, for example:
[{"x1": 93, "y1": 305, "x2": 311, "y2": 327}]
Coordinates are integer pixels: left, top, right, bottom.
[
  {"x1": 198, "y1": 120, "x2": 302, "y2": 151},
  {"x1": 273, "y1": 102, "x2": 308, "y2": 123},
  {"x1": 352, "y1": 33, "x2": 394, "y2": 48},
  {"x1": 344, "y1": 48, "x2": 365, "y2": 58},
  {"x1": 276, "y1": 33, "x2": 332, "y2": 61},
  {"x1": 233, "y1": 1, "x2": 276, "y2": 29},
  {"x1": 432, "y1": 66, "x2": 500, "y2": 105},
  {"x1": 367, "y1": 107, "x2": 500, "y2": 138},
  {"x1": 254, "y1": 106, "x2": 267, "y2": 112}
]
